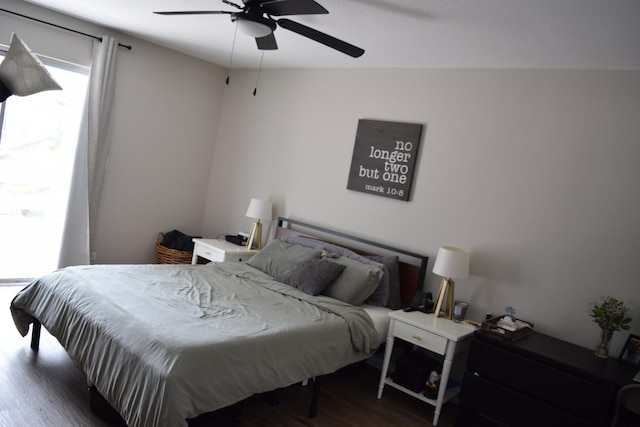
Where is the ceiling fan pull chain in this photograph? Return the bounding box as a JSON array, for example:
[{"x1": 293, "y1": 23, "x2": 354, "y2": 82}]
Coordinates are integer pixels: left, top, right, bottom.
[
  {"x1": 253, "y1": 50, "x2": 265, "y2": 96},
  {"x1": 226, "y1": 21, "x2": 239, "y2": 85}
]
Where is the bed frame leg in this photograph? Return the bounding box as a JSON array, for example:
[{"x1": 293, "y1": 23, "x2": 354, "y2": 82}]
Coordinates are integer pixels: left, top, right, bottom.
[
  {"x1": 30, "y1": 320, "x2": 41, "y2": 351},
  {"x1": 309, "y1": 376, "x2": 322, "y2": 418}
]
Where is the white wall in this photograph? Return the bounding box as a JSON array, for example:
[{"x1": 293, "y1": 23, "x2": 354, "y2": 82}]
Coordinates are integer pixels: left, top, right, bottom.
[
  {"x1": 94, "y1": 34, "x2": 225, "y2": 263},
  {"x1": 2, "y1": 0, "x2": 227, "y2": 263},
  {"x1": 204, "y1": 68, "x2": 640, "y2": 352}
]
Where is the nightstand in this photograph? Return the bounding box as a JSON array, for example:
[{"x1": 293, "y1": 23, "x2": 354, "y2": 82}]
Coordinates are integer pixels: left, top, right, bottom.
[
  {"x1": 377, "y1": 310, "x2": 475, "y2": 426},
  {"x1": 191, "y1": 238, "x2": 258, "y2": 264}
]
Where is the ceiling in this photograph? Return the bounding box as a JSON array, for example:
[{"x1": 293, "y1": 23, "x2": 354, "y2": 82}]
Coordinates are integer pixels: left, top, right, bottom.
[{"x1": 22, "y1": 0, "x2": 640, "y2": 70}]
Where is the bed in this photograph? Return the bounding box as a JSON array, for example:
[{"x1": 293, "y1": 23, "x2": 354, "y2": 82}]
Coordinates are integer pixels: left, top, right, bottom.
[{"x1": 10, "y1": 217, "x2": 428, "y2": 427}]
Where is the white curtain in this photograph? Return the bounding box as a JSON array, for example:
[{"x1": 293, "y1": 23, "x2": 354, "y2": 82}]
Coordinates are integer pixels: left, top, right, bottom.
[{"x1": 58, "y1": 36, "x2": 118, "y2": 268}]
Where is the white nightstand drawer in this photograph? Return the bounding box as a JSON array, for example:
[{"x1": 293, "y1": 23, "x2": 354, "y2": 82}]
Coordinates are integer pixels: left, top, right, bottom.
[
  {"x1": 393, "y1": 320, "x2": 448, "y2": 354},
  {"x1": 196, "y1": 248, "x2": 224, "y2": 262},
  {"x1": 223, "y1": 252, "x2": 254, "y2": 263},
  {"x1": 192, "y1": 239, "x2": 258, "y2": 264}
]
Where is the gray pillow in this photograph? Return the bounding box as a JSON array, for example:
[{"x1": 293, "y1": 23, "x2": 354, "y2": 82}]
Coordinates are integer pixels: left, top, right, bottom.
[
  {"x1": 275, "y1": 256, "x2": 346, "y2": 296},
  {"x1": 246, "y1": 239, "x2": 322, "y2": 277},
  {"x1": 321, "y1": 253, "x2": 383, "y2": 305},
  {"x1": 282, "y1": 235, "x2": 390, "y2": 306},
  {"x1": 366, "y1": 255, "x2": 401, "y2": 309}
]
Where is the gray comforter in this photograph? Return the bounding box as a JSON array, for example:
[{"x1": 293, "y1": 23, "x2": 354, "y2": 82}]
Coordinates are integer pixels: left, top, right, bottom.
[{"x1": 11, "y1": 262, "x2": 379, "y2": 427}]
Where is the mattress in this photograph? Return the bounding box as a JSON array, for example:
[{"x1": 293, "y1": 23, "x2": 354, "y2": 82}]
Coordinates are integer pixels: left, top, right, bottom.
[
  {"x1": 11, "y1": 262, "x2": 379, "y2": 427},
  {"x1": 361, "y1": 304, "x2": 392, "y2": 343}
]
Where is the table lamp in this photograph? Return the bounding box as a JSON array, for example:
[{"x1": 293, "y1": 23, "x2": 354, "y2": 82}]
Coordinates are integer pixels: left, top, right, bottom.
[
  {"x1": 432, "y1": 246, "x2": 470, "y2": 319},
  {"x1": 0, "y1": 33, "x2": 62, "y2": 102},
  {"x1": 245, "y1": 198, "x2": 272, "y2": 250}
]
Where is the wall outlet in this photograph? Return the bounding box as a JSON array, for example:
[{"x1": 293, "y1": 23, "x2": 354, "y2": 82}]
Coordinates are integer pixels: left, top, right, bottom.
[{"x1": 91, "y1": 252, "x2": 97, "y2": 261}]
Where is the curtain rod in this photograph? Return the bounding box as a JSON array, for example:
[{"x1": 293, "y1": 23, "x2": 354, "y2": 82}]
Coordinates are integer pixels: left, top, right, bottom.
[{"x1": 0, "y1": 8, "x2": 132, "y2": 50}]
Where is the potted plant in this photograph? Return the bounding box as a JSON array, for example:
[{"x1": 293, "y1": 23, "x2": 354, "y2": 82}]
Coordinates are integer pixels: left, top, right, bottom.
[{"x1": 589, "y1": 296, "x2": 632, "y2": 358}]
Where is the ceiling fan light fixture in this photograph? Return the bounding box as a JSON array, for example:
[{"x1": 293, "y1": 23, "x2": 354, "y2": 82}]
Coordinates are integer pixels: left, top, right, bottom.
[{"x1": 233, "y1": 15, "x2": 276, "y2": 38}]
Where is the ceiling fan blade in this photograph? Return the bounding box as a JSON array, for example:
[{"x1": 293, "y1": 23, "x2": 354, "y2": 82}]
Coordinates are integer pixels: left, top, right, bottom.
[
  {"x1": 259, "y1": 0, "x2": 328, "y2": 16},
  {"x1": 221, "y1": 0, "x2": 243, "y2": 10},
  {"x1": 153, "y1": 11, "x2": 233, "y2": 16},
  {"x1": 256, "y1": 33, "x2": 278, "y2": 50},
  {"x1": 277, "y1": 19, "x2": 364, "y2": 58}
]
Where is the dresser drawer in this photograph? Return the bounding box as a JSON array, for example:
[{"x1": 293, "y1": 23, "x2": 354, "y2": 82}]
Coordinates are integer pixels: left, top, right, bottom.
[
  {"x1": 467, "y1": 338, "x2": 609, "y2": 424},
  {"x1": 393, "y1": 320, "x2": 448, "y2": 354},
  {"x1": 459, "y1": 372, "x2": 597, "y2": 427}
]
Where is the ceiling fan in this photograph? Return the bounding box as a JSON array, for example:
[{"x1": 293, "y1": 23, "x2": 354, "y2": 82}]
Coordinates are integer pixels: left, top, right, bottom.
[{"x1": 154, "y1": 0, "x2": 365, "y2": 58}]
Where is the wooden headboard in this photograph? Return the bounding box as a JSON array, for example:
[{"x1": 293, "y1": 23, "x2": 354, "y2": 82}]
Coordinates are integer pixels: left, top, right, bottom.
[{"x1": 275, "y1": 217, "x2": 428, "y2": 306}]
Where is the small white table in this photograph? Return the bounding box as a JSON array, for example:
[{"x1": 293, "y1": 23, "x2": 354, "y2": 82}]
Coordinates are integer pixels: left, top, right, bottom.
[
  {"x1": 191, "y1": 238, "x2": 258, "y2": 264},
  {"x1": 377, "y1": 310, "x2": 475, "y2": 426}
]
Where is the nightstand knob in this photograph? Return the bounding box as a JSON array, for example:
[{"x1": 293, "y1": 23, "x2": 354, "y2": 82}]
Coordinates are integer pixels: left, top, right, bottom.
[{"x1": 412, "y1": 335, "x2": 423, "y2": 341}]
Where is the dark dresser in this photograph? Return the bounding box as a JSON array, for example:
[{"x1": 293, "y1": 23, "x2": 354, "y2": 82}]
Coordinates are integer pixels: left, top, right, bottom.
[{"x1": 457, "y1": 329, "x2": 637, "y2": 427}]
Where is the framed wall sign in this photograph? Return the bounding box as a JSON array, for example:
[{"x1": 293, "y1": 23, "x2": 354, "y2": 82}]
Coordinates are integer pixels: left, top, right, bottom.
[
  {"x1": 619, "y1": 333, "x2": 640, "y2": 367},
  {"x1": 347, "y1": 119, "x2": 423, "y2": 201}
]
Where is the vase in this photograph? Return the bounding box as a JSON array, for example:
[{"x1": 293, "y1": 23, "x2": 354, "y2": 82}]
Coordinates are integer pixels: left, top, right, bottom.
[{"x1": 594, "y1": 328, "x2": 614, "y2": 358}]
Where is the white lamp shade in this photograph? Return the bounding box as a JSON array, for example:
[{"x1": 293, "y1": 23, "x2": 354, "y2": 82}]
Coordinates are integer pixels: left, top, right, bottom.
[
  {"x1": 245, "y1": 198, "x2": 272, "y2": 221},
  {"x1": 0, "y1": 33, "x2": 62, "y2": 101},
  {"x1": 432, "y1": 246, "x2": 470, "y2": 279}
]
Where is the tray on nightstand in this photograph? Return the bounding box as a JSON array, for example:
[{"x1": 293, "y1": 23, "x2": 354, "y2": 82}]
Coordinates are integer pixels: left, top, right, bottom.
[{"x1": 481, "y1": 316, "x2": 534, "y2": 341}]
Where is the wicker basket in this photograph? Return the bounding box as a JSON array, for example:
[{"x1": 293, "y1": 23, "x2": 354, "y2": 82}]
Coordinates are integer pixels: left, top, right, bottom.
[{"x1": 155, "y1": 232, "x2": 193, "y2": 264}]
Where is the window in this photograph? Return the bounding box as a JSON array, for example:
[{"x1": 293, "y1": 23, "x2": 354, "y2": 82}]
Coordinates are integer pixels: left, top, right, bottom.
[{"x1": 0, "y1": 55, "x2": 88, "y2": 281}]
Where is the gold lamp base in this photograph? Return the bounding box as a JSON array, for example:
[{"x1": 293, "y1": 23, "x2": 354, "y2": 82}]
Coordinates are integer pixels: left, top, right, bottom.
[
  {"x1": 433, "y1": 277, "x2": 455, "y2": 319},
  {"x1": 246, "y1": 220, "x2": 263, "y2": 250}
]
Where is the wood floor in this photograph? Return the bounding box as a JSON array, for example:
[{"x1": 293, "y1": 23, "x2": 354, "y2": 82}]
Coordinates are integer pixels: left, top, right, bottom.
[{"x1": 1, "y1": 285, "x2": 458, "y2": 427}]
